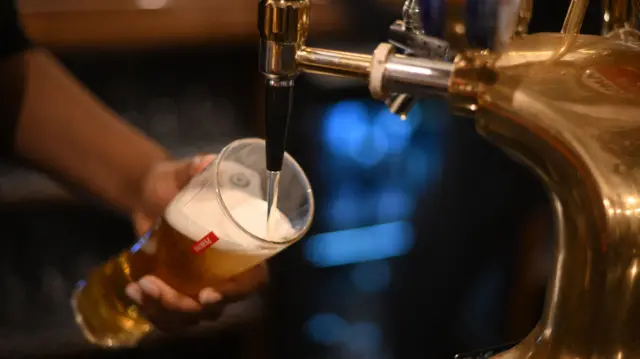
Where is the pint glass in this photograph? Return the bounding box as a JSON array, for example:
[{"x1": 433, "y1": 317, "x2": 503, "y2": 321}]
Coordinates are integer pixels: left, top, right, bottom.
[{"x1": 71, "y1": 138, "x2": 314, "y2": 348}]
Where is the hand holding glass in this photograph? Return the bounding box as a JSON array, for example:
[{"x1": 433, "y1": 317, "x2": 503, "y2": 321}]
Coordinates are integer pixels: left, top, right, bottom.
[{"x1": 71, "y1": 138, "x2": 314, "y2": 348}]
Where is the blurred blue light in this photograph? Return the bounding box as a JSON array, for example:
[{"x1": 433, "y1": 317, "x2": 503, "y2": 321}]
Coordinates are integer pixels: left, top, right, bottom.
[
  {"x1": 325, "y1": 184, "x2": 416, "y2": 229},
  {"x1": 376, "y1": 186, "x2": 413, "y2": 221},
  {"x1": 130, "y1": 239, "x2": 144, "y2": 253},
  {"x1": 325, "y1": 183, "x2": 372, "y2": 228},
  {"x1": 387, "y1": 144, "x2": 442, "y2": 193},
  {"x1": 350, "y1": 261, "x2": 391, "y2": 293},
  {"x1": 130, "y1": 231, "x2": 152, "y2": 253},
  {"x1": 304, "y1": 221, "x2": 415, "y2": 267},
  {"x1": 372, "y1": 107, "x2": 415, "y2": 155},
  {"x1": 323, "y1": 100, "x2": 426, "y2": 168},
  {"x1": 305, "y1": 313, "x2": 348, "y2": 345},
  {"x1": 343, "y1": 322, "x2": 383, "y2": 354},
  {"x1": 323, "y1": 100, "x2": 369, "y2": 158},
  {"x1": 354, "y1": 124, "x2": 388, "y2": 168},
  {"x1": 327, "y1": 194, "x2": 364, "y2": 228}
]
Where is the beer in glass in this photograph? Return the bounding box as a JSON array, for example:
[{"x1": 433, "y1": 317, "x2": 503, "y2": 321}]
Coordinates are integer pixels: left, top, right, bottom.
[{"x1": 70, "y1": 138, "x2": 314, "y2": 347}]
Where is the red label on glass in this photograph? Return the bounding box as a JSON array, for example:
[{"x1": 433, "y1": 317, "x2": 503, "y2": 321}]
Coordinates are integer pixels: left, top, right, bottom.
[
  {"x1": 191, "y1": 232, "x2": 219, "y2": 254},
  {"x1": 586, "y1": 66, "x2": 640, "y2": 98}
]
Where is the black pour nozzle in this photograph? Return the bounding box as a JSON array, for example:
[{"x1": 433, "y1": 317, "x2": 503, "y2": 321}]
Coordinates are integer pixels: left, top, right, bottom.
[{"x1": 265, "y1": 79, "x2": 294, "y2": 172}]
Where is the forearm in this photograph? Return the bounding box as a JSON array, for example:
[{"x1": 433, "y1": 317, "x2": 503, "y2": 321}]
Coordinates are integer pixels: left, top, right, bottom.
[{"x1": 13, "y1": 49, "x2": 170, "y2": 213}]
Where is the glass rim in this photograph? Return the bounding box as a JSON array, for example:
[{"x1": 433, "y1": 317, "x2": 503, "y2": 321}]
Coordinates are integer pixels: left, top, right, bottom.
[{"x1": 213, "y1": 137, "x2": 315, "y2": 246}]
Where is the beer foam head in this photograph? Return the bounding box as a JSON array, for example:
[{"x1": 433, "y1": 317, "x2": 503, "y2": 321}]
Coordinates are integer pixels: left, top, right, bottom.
[
  {"x1": 165, "y1": 185, "x2": 295, "y2": 251},
  {"x1": 230, "y1": 196, "x2": 296, "y2": 242}
]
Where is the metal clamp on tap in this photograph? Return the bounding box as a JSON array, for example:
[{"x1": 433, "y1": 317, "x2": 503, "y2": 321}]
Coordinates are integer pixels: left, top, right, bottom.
[
  {"x1": 258, "y1": 0, "x2": 640, "y2": 359},
  {"x1": 385, "y1": 0, "x2": 453, "y2": 117}
]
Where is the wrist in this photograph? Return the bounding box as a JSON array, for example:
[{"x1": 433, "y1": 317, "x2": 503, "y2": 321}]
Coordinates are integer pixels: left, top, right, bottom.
[{"x1": 128, "y1": 146, "x2": 172, "y2": 214}]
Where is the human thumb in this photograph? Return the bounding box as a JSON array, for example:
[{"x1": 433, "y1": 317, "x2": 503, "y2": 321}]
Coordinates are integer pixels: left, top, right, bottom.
[
  {"x1": 192, "y1": 154, "x2": 216, "y2": 175},
  {"x1": 174, "y1": 154, "x2": 216, "y2": 189}
]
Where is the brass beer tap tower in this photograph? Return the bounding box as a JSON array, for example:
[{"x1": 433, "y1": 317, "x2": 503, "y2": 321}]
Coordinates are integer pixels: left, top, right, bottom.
[{"x1": 258, "y1": 0, "x2": 640, "y2": 358}]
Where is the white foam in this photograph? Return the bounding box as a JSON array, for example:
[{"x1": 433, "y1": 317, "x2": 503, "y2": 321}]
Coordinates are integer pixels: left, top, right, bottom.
[{"x1": 164, "y1": 185, "x2": 295, "y2": 253}]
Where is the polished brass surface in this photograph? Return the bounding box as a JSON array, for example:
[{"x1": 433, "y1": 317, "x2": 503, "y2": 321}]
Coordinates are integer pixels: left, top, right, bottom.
[
  {"x1": 449, "y1": 50, "x2": 498, "y2": 116},
  {"x1": 295, "y1": 48, "x2": 371, "y2": 80},
  {"x1": 451, "y1": 3, "x2": 640, "y2": 357},
  {"x1": 258, "y1": 0, "x2": 309, "y2": 44},
  {"x1": 602, "y1": 0, "x2": 639, "y2": 35},
  {"x1": 257, "y1": 0, "x2": 640, "y2": 357},
  {"x1": 562, "y1": 0, "x2": 589, "y2": 34},
  {"x1": 382, "y1": 55, "x2": 454, "y2": 96},
  {"x1": 553, "y1": 0, "x2": 587, "y2": 62},
  {"x1": 258, "y1": 0, "x2": 310, "y2": 79},
  {"x1": 458, "y1": 31, "x2": 640, "y2": 359}
]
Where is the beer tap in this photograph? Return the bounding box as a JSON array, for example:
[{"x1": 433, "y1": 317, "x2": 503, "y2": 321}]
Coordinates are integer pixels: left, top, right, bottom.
[
  {"x1": 258, "y1": 0, "x2": 309, "y2": 223},
  {"x1": 257, "y1": 0, "x2": 640, "y2": 358},
  {"x1": 258, "y1": 0, "x2": 458, "y2": 119},
  {"x1": 258, "y1": 0, "x2": 308, "y2": 174}
]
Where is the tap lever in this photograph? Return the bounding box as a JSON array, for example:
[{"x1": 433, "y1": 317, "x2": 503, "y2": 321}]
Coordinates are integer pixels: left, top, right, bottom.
[
  {"x1": 389, "y1": 20, "x2": 453, "y2": 60},
  {"x1": 385, "y1": 93, "x2": 417, "y2": 118},
  {"x1": 386, "y1": 13, "x2": 451, "y2": 118},
  {"x1": 265, "y1": 79, "x2": 294, "y2": 172}
]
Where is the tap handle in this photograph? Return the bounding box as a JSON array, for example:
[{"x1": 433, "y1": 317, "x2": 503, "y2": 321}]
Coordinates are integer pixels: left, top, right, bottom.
[
  {"x1": 265, "y1": 79, "x2": 294, "y2": 172},
  {"x1": 383, "y1": 0, "x2": 454, "y2": 117},
  {"x1": 385, "y1": 1, "x2": 451, "y2": 118},
  {"x1": 385, "y1": 94, "x2": 417, "y2": 119},
  {"x1": 389, "y1": 20, "x2": 453, "y2": 60}
]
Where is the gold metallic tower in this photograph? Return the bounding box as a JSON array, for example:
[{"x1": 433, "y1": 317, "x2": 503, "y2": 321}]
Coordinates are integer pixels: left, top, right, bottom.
[{"x1": 258, "y1": 0, "x2": 640, "y2": 358}]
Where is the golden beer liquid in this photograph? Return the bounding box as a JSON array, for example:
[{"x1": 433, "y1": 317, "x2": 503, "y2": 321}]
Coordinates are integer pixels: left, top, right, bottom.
[{"x1": 72, "y1": 192, "x2": 289, "y2": 348}]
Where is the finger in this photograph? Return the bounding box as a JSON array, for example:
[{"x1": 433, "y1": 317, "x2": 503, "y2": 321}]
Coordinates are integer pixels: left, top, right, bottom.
[
  {"x1": 195, "y1": 265, "x2": 268, "y2": 321},
  {"x1": 198, "y1": 287, "x2": 223, "y2": 305},
  {"x1": 138, "y1": 298, "x2": 200, "y2": 333},
  {"x1": 191, "y1": 154, "x2": 216, "y2": 175},
  {"x1": 125, "y1": 282, "x2": 144, "y2": 304},
  {"x1": 131, "y1": 212, "x2": 155, "y2": 237},
  {"x1": 197, "y1": 287, "x2": 227, "y2": 321},
  {"x1": 141, "y1": 154, "x2": 217, "y2": 218},
  {"x1": 215, "y1": 263, "x2": 269, "y2": 298},
  {"x1": 127, "y1": 277, "x2": 202, "y2": 332},
  {"x1": 127, "y1": 282, "x2": 215, "y2": 329},
  {"x1": 136, "y1": 276, "x2": 202, "y2": 313},
  {"x1": 126, "y1": 282, "x2": 191, "y2": 332},
  {"x1": 171, "y1": 158, "x2": 201, "y2": 190},
  {"x1": 173, "y1": 154, "x2": 216, "y2": 188}
]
